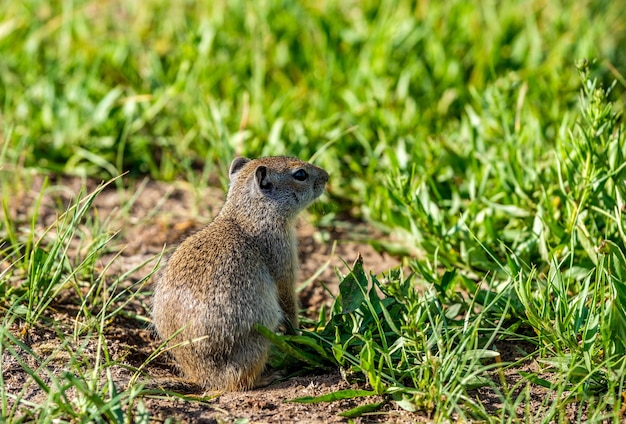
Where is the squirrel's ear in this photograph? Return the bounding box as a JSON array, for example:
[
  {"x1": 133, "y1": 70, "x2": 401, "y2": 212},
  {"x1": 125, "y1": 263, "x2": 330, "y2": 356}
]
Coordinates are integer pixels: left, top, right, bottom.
[
  {"x1": 229, "y1": 157, "x2": 250, "y2": 179},
  {"x1": 255, "y1": 165, "x2": 272, "y2": 191}
]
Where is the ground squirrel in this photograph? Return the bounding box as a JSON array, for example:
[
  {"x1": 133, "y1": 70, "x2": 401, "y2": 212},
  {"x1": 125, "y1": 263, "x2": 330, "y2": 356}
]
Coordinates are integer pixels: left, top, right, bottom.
[{"x1": 152, "y1": 156, "x2": 329, "y2": 391}]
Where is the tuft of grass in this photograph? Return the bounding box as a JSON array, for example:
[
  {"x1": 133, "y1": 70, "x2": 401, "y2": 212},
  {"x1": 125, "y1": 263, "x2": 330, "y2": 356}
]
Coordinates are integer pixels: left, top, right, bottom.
[
  {"x1": 266, "y1": 256, "x2": 513, "y2": 421},
  {"x1": 0, "y1": 323, "x2": 151, "y2": 423},
  {"x1": 0, "y1": 173, "x2": 164, "y2": 422},
  {"x1": 1, "y1": 178, "x2": 120, "y2": 326}
]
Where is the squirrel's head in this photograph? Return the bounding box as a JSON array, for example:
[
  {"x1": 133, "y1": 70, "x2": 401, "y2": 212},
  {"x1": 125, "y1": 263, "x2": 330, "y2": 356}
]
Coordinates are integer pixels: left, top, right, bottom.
[{"x1": 226, "y1": 156, "x2": 329, "y2": 222}]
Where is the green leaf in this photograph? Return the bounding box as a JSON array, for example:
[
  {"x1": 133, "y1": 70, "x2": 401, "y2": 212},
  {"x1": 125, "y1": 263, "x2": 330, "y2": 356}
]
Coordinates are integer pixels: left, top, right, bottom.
[
  {"x1": 338, "y1": 400, "x2": 386, "y2": 417},
  {"x1": 439, "y1": 268, "x2": 457, "y2": 294},
  {"x1": 339, "y1": 255, "x2": 367, "y2": 314},
  {"x1": 392, "y1": 393, "x2": 417, "y2": 412},
  {"x1": 518, "y1": 371, "x2": 557, "y2": 390},
  {"x1": 255, "y1": 324, "x2": 326, "y2": 367},
  {"x1": 462, "y1": 375, "x2": 495, "y2": 390},
  {"x1": 288, "y1": 389, "x2": 377, "y2": 403},
  {"x1": 462, "y1": 349, "x2": 502, "y2": 360}
]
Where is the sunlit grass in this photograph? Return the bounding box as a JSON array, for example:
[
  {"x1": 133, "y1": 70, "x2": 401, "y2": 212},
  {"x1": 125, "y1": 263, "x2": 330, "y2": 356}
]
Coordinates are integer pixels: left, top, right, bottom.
[{"x1": 2, "y1": 0, "x2": 626, "y2": 421}]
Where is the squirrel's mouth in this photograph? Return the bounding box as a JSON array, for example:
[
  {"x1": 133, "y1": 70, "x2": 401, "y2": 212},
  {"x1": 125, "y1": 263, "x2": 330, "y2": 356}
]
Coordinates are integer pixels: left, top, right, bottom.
[{"x1": 314, "y1": 181, "x2": 327, "y2": 197}]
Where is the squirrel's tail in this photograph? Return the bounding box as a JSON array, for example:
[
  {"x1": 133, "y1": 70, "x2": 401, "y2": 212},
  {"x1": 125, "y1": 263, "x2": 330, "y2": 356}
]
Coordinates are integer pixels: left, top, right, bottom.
[{"x1": 126, "y1": 376, "x2": 208, "y2": 395}]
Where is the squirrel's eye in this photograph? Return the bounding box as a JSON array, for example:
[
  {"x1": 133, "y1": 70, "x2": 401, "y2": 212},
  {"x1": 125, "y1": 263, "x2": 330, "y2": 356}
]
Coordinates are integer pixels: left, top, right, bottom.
[{"x1": 292, "y1": 169, "x2": 308, "y2": 181}]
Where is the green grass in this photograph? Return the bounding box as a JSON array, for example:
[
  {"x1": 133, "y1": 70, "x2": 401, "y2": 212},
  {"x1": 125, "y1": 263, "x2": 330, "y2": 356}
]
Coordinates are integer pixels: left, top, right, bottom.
[
  {"x1": 0, "y1": 177, "x2": 164, "y2": 422},
  {"x1": 2, "y1": 0, "x2": 626, "y2": 422}
]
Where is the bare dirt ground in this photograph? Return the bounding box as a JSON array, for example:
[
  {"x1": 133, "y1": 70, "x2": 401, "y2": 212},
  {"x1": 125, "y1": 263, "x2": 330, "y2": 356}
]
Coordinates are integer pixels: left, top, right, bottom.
[{"x1": 1, "y1": 173, "x2": 584, "y2": 423}]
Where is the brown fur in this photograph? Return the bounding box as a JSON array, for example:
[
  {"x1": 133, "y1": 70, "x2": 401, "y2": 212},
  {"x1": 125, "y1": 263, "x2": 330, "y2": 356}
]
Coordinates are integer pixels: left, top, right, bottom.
[{"x1": 152, "y1": 156, "x2": 329, "y2": 391}]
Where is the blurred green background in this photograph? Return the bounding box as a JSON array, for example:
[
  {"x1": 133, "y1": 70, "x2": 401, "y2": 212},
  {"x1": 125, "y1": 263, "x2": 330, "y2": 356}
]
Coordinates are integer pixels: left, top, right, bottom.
[
  {"x1": 1, "y1": 0, "x2": 625, "y2": 261},
  {"x1": 2, "y1": 0, "x2": 624, "y2": 177}
]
